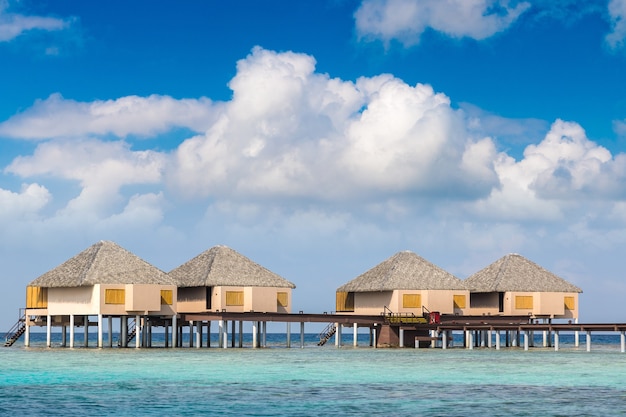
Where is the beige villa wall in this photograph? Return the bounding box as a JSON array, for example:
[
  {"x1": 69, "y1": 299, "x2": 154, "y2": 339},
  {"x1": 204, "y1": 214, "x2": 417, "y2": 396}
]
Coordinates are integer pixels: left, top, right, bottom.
[
  {"x1": 124, "y1": 284, "x2": 177, "y2": 315},
  {"x1": 176, "y1": 286, "x2": 291, "y2": 313},
  {"x1": 499, "y1": 291, "x2": 579, "y2": 319},
  {"x1": 47, "y1": 286, "x2": 98, "y2": 315},
  {"x1": 246, "y1": 287, "x2": 292, "y2": 313},
  {"x1": 351, "y1": 290, "x2": 469, "y2": 315},
  {"x1": 468, "y1": 292, "x2": 500, "y2": 316},
  {"x1": 352, "y1": 291, "x2": 393, "y2": 315},
  {"x1": 177, "y1": 287, "x2": 207, "y2": 313}
]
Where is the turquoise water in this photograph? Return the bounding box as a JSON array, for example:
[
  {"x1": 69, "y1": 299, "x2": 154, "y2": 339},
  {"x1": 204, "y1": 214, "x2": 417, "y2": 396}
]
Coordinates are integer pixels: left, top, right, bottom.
[{"x1": 2, "y1": 334, "x2": 626, "y2": 416}]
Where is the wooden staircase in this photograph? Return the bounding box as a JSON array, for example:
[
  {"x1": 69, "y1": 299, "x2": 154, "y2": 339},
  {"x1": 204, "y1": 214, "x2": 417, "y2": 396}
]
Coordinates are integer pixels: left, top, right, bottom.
[
  {"x1": 4, "y1": 312, "x2": 26, "y2": 347},
  {"x1": 317, "y1": 322, "x2": 337, "y2": 346}
]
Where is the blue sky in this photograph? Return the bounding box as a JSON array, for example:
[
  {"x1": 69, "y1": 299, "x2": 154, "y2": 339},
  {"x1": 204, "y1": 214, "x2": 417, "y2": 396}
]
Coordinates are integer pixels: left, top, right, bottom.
[{"x1": 1, "y1": 0, "x2": 626, "y2": 329}]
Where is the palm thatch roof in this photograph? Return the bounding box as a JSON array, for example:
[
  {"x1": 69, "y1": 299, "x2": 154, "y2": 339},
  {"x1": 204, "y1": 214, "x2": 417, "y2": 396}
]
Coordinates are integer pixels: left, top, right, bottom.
[
  {"x1": 168, "y1": 245, "x2": 296, "y2": 289},
  {"x1": 465, "y1": 253, "x2": 582, "y2": 293},
  {"x1": 28, "y1": 241, "x2": 172, "y2": 287},
  {"x1": 337, "y1": 251, "x2": 466, "y2": 292}
]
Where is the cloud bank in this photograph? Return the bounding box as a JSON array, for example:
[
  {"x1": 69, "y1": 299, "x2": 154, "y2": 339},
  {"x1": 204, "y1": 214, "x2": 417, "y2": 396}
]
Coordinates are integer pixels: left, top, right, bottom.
[
  {"x1": 354, "y1": 0, "x2": 531, "y2": 45},
  {"x1": 1, "y1": 47, "x2": 625, "y2": 236}
]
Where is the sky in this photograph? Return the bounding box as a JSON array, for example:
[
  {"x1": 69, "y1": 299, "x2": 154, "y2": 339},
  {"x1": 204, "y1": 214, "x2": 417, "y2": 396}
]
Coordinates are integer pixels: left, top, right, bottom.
[{"x1": 1, "y1": 0, "x2": 626, "y2": 330}]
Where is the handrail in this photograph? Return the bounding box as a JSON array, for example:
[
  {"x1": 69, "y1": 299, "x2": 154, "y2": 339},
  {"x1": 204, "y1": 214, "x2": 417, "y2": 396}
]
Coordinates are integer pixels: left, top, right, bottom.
[{"x1": 4, "y1": 309, "x2": 26, "y2": 342}]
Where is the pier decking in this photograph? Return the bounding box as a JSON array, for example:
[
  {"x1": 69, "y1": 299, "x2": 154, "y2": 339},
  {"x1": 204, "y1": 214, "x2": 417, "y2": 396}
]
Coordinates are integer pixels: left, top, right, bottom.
[{"x1": 7, "y1": 311, "x2": 626, "y2": 352}]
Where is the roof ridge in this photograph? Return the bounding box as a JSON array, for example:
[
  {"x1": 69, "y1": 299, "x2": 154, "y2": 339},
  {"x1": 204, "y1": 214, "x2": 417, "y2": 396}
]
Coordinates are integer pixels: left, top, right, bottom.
[{"x1": 79, "y1": 241, "x2": 102, "y2": 286}]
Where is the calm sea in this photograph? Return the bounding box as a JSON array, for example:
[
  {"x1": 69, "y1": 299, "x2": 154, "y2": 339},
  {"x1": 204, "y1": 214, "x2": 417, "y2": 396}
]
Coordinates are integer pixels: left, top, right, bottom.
[{"x1": 2, "y1": 332, "x2": 626, "y2": 416}]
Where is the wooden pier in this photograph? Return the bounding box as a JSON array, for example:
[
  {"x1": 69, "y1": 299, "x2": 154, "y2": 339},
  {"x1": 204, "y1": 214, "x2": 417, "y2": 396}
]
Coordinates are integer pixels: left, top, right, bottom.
[{"x1": 7, "y1": 311, "x2": 626, "y2": 352}]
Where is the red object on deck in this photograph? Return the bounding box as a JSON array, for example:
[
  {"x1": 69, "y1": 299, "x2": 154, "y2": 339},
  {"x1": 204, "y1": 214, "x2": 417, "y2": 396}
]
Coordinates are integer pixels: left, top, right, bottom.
[{"x1": 429, "y1": 312, "x2": 441, "y2": 324}]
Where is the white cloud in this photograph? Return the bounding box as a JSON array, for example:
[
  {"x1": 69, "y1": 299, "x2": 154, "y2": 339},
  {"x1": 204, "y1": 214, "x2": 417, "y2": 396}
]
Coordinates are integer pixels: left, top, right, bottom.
[
  {"x1": 469, "y1": 119, "x2": 626, "y2": 221},
  {"x1": 6, "y1": 139, "x2": 165, "y2": 218},
  {"x1": 0, "y1": 183, "x2": 50, "y2": 221},
  {"x1": 606, "y1": 0, "x2": 626, "y2": 49},
  {"x1": 169, "y1": 47, "x2": 499, "y2": 201},
  {"x1": 354, "y1": 0, "x2": 531, "y2": 46},
  {"x1": 0, "y1": 93, "x2": 216, "y2": 140},
  {"x1": 0, "y1": 0, "x2": 70, "y2": 42}
]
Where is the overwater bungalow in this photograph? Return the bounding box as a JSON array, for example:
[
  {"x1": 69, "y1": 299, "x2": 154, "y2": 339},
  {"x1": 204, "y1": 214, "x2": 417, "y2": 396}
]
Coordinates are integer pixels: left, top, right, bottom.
[
  {"x1": 169, "y1": 245, "x2": 296, "y2": 314},
  {"x1": 336, "y1": 250, "x2": 469, "y2": 317},
  {"x1": 465, "y1": 253, "x2": 582, "y2": 321},
  {"x1": 23, "y1": 240, "x2": 177, "y2": 348}
]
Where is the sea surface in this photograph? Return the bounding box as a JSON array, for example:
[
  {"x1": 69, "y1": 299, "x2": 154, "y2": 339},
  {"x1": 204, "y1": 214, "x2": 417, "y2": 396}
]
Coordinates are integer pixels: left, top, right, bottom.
[{"x1": 2, "y1": 333, "x2": 626, "y2": 416}]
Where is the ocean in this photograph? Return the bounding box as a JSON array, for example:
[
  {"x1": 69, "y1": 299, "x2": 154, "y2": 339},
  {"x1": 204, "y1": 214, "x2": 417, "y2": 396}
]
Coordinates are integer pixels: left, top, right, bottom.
[{"x1": 2, "y1": 332, "x2": 626, "y2": 416}]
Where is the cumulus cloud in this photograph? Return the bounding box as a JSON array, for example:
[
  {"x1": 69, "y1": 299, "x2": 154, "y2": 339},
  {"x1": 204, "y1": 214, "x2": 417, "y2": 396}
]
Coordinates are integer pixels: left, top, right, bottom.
[
  {"x1": 0, "y1": 93, "x2": 216, "y2": 140},
  {"x1": 470, "y1": 119, "x2": 626, "y2": 221},
  {"x1": 606, "y1": 0, "x2": 626, "y2": 49},
  {"x1": 0, "y1": 183, "x2": 51, "y2": 220},
  {"x1": 6, "y1": 139, "x2": 165, "y2": 218},
  {"x1": 169, "y1": 47, "x2": 499, "y2": 201},
  {"x1": 354, "y1": 0, "x2": 531, "y2": 46},
  {"x1": 0, "y1": 0, "x2": 70, "y2": 42}
]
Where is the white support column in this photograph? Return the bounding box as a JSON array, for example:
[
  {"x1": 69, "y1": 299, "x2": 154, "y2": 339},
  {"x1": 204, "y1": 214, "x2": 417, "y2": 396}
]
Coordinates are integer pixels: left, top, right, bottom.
[
  {"x1": 69, "y1": 315, "x2": 75, "y2": 348},
  {"x1": 218, "y1": 320, "x2": 224, "y2": 348},
  {"x1": 487, "y1": 330, "x2": 492, "y2": 348},
  {"x1": 554, "y1": 331, "x2": 559, "y2": 351},
  {"x1": 335, "y1": 323, "x2": 342, "y2": 347},
  {"x1": 97, "y1": 314, "x2": 103, "y2": 348},
  {"x1": 524, "y1": 330, "x2": 529, "y2": 351},
  {"x1": 286, "y1": 322, "x2": 291, "y2": 348},
  {"x1": 24, "y1": 318, "x2": 30, "y2": 347},
  {"x1": 586, "y1": 331, "x2": 591, "y2": 352},
  {"x1": 575, "y1": 318, "x2": 580, "y2": 347},
  {"x1": 480, "y1": 331, "x2": 486, "y2": 348},
  {"x1": 495, "y1": 331, "x2": 501, "y2": 350},
  {"x1": 135, "y1": 315, "x2": 141, "y2": 348},
  {"x1": 252, "y1": 321, "x2": 258, "y2": 348},
  {"x1": 300, "y1": 321, "x2": 305, "y2": 348},
  {"x1": 543, "y1": 330, "x2": 548, "y2": 347},
  {"x1": 468, "y1": 331, "x2": 474, "y2": 350},
  {"x1": 431, "y1": 330, "x2": 437, "y2": 348},
  {"x1": 172, "y1": 315, "x2": 177, "y2": 348},
  {"x1": 195, "y1": 321, "x2": 201, "y2": 348},
  {"x1": 399, "y1": 328, "x2": 404, "y2": 348},
  {"x1": 442, "y1": 331, "x2": 448, "y2": 350},
  {"x1": 621, "y1": 331, "x2": 626, "y2": 353},
  {"x1": 373, "y1": 325, "x2": 377, "y2": 348},
  {"x1": 353, "y1": 323, "x2": 358, "y2": 347},
  {"x1": 46, "y1": 314, "x2": 51, "y2": 348},
  {"x1": 223, "y1": 320, "x2": 228, "y2": 349},
  {"x1": 107, "y1": 316, "x2": 113, "y2": 348}
]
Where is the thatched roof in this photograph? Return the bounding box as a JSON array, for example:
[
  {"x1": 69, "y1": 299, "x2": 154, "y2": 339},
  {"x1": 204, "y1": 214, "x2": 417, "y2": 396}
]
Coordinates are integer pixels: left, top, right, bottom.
[
  {"x1": 465, "y1": 253, "x2": 582, "y2": 293},
  {"x1": 168, "y1": 245, "x2": 296, "y2": 289},
  {"x1": 28, "y1": 241, "x2": 172, "y2": 287},
  {"x1": 337, "y1": 251, "x2": 466, "y2": 292}
]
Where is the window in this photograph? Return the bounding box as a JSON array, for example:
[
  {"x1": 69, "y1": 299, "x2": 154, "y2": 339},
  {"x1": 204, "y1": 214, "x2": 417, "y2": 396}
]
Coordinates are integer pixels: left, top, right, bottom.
[
  {"x1": 453, "y1": 294, "x2": 466, "y2": 309},
  {"x1": 105, "y1": 289, "x2": 125, "y2": 305},
  {"x1": 564, "y1": 296, "x2": 575, "y2": 310},
  {"x1": 336, "y1": 291, "x2": 354, "y2": 312},
  {"x1": 161, "y1": 290, "x2": 173, "y2": 305},
  {"x1": 26, "y1": 286, "x2": 48, "y2": 308},
  {"x1": 515, "y1": 295, "x2": 533, "y2": 309},
  {"x1": 226, "y1": 291, "x2": 244, "y2": 306},
  {"x1": 403, "y1": 294, "x2": 421, "y2": 308},
  {"x1": 277, "y1": 292, "x2": 288, "y2": 307}
]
